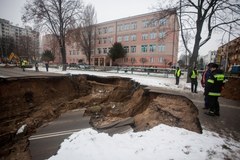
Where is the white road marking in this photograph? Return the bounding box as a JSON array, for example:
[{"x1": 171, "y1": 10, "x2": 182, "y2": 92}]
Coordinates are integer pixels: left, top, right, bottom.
[{"x1": 29, "y1": 129, "x2": 82, "y2": 141}]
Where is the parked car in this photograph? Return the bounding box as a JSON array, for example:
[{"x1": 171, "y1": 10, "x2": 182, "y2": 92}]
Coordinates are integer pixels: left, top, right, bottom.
[
  {"x1": 78, "y1": 63, "x2": 90, "y2": 69},
  {"x1": 68, "y1": 63, "x2": 78, "y2": 68}
]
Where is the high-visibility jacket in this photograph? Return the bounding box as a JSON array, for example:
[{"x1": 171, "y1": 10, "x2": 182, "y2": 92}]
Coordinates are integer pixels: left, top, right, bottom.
[
  {"x1": 175, "y1": 69, "x2": 181, "y2": 77},
  {"x1": 190, "y1": 70, "x2": 198, "y2": 79},
  {"x1": 205, "y1": 69, "x2": 224, "y2": 96},
  {"x1": 21, "y1": 60, "x2": 26, "y2": 67}
]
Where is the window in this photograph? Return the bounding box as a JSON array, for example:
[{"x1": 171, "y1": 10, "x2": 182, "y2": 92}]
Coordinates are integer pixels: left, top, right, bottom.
[
  {"x1": 103, "y1": 48, "x2": 108, "y2": 54},
  {"x1": 159, "y1": 18, "x2": 167, "y2": 26},
  {"x1": 124, "y1": 46, "x2": 129, "y2": 53},
  {"x1": 131, "y1": 46, "x2": 136, "y2": 53},
  {"x1": 124, "y1": 35, "x2": 129, "y2": 42},
  {"x1": 98, "y1": 38, "x2": 101, "y2": 44},
  {"x1": 159, "y1": 32, "x2": 166, "y2": 38},
  {"x1": 142, "y1": 33, "x2": 148, "y2": 40},
  {"x1": 103, "y1": 38, "x2": 107, "y2": 44},
  {"x1": 131, "y1": 34, "x2": 136, "y2": 41},
  {"x1": 125, "y1": 24, "x2": 130, "y2": 30},
  {"x1": 109, "y1": 37, "x2": 113, "y2": 43},
  {"x1": 131, "y1": 22, "x2": 137, "y2": 29},
  {"x1": 98, "y1": 48, "x2": 102, "y2": 54},
  {"x1": 158, "y1": 44, "x2": 165, "y2": 52},
  {"x1": 150, "y1": 57, "x2": 154, "y2": 63},
  {"x1": 149, "y1": 44, "x2": 156, "y2": 52},
  {"x1": 143, "y1": 20, "x2": 149, "y2": 28},
  {"x1": 141, "y1": 45, "x2": 148, "y2": 52},
  {"x1": 117, "y1": 36, "x2": 122, "y2": 42},
  {"x1": 98, "y1": 28, "x2": 101, "y2": 35},
  {"x1": 150, "y1": 32, "x2": 156, "y2": 39},
  {"x1": 103, "y1": 27, "x2": 107, "y2": 33},
  {"x1": 158, "y1": 57, "x2": 164, "y2": 63},
  {"x1": 108, "y1": 27, "x2": 113, "y2": 33}
]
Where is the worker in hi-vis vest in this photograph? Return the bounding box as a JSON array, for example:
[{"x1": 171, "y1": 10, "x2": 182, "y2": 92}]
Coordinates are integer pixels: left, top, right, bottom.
[
  {"x1": 189, "y1": 66, "x2": 199, "y2": 93},
  {"x1": 175, "y1": 67, "x2": 181, "y2": 85}
]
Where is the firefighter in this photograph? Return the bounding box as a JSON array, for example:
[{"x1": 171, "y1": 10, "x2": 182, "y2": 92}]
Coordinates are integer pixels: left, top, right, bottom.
[{"x1": 204, "y1": 63, "x2": 225, "y2": 116}]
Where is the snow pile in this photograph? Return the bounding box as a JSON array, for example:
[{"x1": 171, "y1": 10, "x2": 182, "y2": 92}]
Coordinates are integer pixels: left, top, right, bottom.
[
  {"x1": 49, "y1": 124, "x2": 240, "y2": 160},
  {"x1": 16, "y1": 124, "x2": 27, "y2": 135}
]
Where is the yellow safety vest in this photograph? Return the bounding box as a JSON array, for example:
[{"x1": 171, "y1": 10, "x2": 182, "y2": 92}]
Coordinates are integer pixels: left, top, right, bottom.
[{"x1": 191, "y1": 70, "x2": 198, "y2": 79}]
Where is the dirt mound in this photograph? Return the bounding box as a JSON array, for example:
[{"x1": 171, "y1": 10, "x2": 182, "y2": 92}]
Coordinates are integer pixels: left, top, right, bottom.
[
  {"x1": 0, "y1": 75, "x2": 202, "y2": 159},
  {"x1": 221, "y1": 77, "x2": 240, "y2": 100}
]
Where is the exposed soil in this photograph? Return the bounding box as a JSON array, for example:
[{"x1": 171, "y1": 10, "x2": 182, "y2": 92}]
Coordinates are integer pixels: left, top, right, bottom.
[
  {"x1": 221, "y1": 77, "x2": 240, "y2": 100},
  {"x1": 0, "y1": 75, "x2": 203, "y2": 159}
]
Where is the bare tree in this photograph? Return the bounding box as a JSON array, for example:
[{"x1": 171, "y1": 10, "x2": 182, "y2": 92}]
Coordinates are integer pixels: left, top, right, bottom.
[
  {"x1": 156, "y1": 0, "x2": 240, "y2": 80},
  {"x1": 22, "y1": 0, "x2": 84, "y2": 70},
  {"x1": 67, "y1": 4, "x2": 97, "y2": 65}
]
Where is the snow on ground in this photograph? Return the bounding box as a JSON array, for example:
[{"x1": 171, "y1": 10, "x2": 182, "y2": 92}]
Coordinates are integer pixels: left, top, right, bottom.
[{"x1": 30, "y1": 67, "x2": 239, "y2": 160}]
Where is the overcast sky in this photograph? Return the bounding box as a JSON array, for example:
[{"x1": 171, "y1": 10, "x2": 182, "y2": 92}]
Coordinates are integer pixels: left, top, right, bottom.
[{"x1": 0, "y1": 0, "x2": 236, "y2": 57}]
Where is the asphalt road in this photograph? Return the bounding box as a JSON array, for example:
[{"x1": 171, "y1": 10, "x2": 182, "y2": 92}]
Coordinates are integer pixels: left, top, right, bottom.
[{"x1": 29, "y1": 109, "x2": 91, "y2": 160}]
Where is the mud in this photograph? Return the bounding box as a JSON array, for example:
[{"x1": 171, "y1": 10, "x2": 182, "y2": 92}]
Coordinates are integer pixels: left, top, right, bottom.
[
  {"x1": 222, "y1": 77, "x2": 240, "y2": 100},
  {"x1": 0, "y1": 75, "x2": 202, "y2": 160}
]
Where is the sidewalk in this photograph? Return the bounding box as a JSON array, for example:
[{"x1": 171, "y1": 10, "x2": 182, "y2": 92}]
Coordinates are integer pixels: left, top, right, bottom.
[{"x1": 146, "y1": 86, "x2": 240, "y2": 141}]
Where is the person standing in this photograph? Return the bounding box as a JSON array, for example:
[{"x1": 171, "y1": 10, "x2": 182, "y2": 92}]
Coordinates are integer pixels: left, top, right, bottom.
[
  {"x1": 21, "y1": 59, "x2": 26, "y2": 72},
  {"x1": 204, "y1": 63, "x2": 224, "y2": 116},
  {"x1": 45, "y1": 62, "x2": 49, "y2": 72},
  {"x1": 35, "y1": 62, "x2": 39, "y2": 72},
  {"x1": 201, "y1": 63, "x2": 212, "y2": 109},
  {"x1": 189, "y1": 67, "x2": 199, "y2": 93},
  {"x1": 175, "y1": 67, "x2": 181, "y2": 85}
]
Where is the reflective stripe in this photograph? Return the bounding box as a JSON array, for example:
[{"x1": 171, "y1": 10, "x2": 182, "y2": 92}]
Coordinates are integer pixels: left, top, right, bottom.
[
  {"x1": 207, "y1": 79, "x2": 214, "y2": 83},
  {"x1": 214, "y1": 74, "x2": 224, "y2": 81},
  {"x1": 208, "y1": 92, "x2": 221, "y2": 96}
]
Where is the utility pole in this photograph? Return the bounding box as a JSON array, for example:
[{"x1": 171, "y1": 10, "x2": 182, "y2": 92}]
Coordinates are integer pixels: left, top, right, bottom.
[{"x1": 224, "y1": 25, "x2": 232, "y2": 73}]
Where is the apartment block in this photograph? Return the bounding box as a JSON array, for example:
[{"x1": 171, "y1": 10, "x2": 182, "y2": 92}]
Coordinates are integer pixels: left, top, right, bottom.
[
  {"x1": 217, "y1": 37, "x2": 240, "y2": 70},
  {"x1": 0, "y1": 18, "x2": 40, "y2": 60},
  {"x1": 66, "y1": 10, "x2": 179, "y2": 67}
]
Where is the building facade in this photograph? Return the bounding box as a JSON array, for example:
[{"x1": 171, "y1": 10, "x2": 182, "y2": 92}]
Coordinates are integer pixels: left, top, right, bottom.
[
  {"x1": 0, "y1": 18, "x2": 40, "y2": 61},
  {"x1": 66, "y1": 10, "x2": 179, "y2": 67},
  {"x1": 202, "y1": 50, "x2": 217, "y2": 66},
  {"x1": 216, "y1": 37, "x2": 240, "y2": 71}
]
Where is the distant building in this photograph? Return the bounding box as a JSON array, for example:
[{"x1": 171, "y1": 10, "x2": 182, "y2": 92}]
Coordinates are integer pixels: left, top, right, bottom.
[
  {"x1": 42, "y1": 10, "x2": 180, "y2": 67},
  {"x1": 202, "y1": 50, "x2": 217, "y2": 66},
  {"x1": 0, "y1": 18, "x2": 40, "y2": 61},
  {"x1": 91, "y1": 10, "x2": 179, "y2": 67},
  {"x1": 217, "y1": 37, "x2": 240, "y2": 71}
]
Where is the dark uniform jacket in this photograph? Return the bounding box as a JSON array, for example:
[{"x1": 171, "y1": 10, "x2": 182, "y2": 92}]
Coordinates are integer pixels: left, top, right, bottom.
[{"x1": 205, "y1": 69, "x2": 224, "y2": 96}]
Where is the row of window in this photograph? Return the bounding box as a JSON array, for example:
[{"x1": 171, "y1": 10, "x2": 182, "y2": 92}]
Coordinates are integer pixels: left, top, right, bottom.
[
  {"x1": 97, "y1": 44, "x2": 166, "y2": 54},
  {"x1": 97, "y1": 18, "x2": 168, "y2": 35},
  {"x1": 121, "y1": 56, "x2": 165, "y2": 63},
  {"x1": 69, "y1": 50, "x2": 80, "y2": 55},
  {"x1": 98, "y1": 31, "x2": 166, "y2": 44}
]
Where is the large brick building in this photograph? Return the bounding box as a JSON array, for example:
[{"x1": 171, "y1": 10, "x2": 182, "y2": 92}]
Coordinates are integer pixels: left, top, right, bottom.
[
  {"x1": 43, "y1": 10, "x2": 179, "y2": 67},
  {"x1": 216, "y1": 37, "x2": 240, "y2": 71}
]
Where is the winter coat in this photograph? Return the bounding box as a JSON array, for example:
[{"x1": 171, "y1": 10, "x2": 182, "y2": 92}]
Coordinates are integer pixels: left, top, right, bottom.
[{"x1": 205, "y1": 69, "x2": 225, "y2": 97}]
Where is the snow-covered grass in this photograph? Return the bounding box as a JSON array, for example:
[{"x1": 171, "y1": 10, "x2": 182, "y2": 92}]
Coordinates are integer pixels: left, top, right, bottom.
[{"x1": 29, "y1": 67, "x2": 240, "y2": 160}]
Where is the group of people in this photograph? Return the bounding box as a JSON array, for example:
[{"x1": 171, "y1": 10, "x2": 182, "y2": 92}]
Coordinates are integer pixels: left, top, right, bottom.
[
  {"x1": 21, "y1": 61, "x2": 49, "y2": 72},
  {"x1": 175, "y1": 63, "x2": 225, "y2": 116}
]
